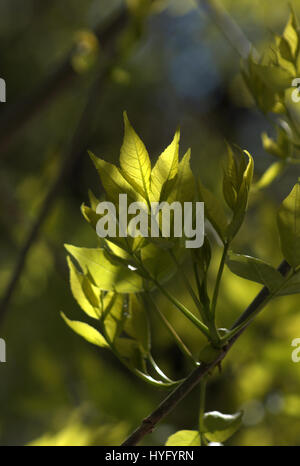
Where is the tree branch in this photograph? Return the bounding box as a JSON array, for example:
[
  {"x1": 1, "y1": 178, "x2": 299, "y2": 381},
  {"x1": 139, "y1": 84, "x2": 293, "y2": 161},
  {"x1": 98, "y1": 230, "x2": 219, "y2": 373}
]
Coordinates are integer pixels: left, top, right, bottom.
[
  {"x1": 121, "y1": 260, "x2": 290, "y2": 446},
  {"x1": 0, "y1": 5, "x2": 128, "y2": 155}
]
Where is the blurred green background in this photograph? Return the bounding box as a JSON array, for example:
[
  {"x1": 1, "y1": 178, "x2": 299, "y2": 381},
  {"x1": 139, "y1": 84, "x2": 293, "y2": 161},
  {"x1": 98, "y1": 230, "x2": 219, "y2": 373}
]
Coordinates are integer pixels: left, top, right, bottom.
[{"x1": 0, "y1": 0, "x2": 300, "y2": 446}]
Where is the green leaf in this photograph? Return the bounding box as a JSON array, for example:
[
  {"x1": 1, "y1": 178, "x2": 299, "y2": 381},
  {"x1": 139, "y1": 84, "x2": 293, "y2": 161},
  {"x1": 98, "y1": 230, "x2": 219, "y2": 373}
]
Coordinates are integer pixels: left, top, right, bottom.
[
  {"x1": 124, "y1": 294, "x2": 150, "y2": 354},
  {"x1": 226, "y1": 149, "x2": 253, "y2": 240},
  {"x1": 167, "y1": 149, "x2": 195, "y2": 203},
  {"x1": 65, "y1": 244, "x2": 144, "y2": 293},
  {"x1": 150, "y1": 128, "x2": 180, "y2": 202},
  {"x1": 277, "y1": 270, "x2": 300, "y2": 295},
  {"x1": 254, "y1": 161, "x2": 286, "y2": 191},
  {"x1": 226, "y1": 252, "x2": 284, "y2": 293},
  {"x1": 81, "y1": 203, "x2": 101, "y2": 229},
  {"x1": 203, "y1": 411, "x2": 243, "y2": 443},
  {"x1": 279, "y1": 36, "x2": 295, "y2": 64},
  {"x1": 197, "y1": 181, "x2": 227, "y2": 243},
  {"x1": 114, "y1": 338, "x2": 147, "y2": 372},
  {"x1": 67, "y1": 256, "x2": 100, "y2": 319},
  {"x1": 165, "y1": 430, "x2": 200, "y2": 446},
  {"x1": 61, "y1": 313, "x2": 108, "y2": 347},
  {"x1": 251, "y1": 63, "x2": 292, "y2": 93},
  {"x1": 223, "y1": 143, "x2": 238, "y2": 210},
  {"x1": 242, "y1": 54, "x2": 291, "y2": 113},
  {"x1": 89, "y1": 151, "x2": 140, "y2": 204},
  {"x1": 104, "y1": 239, "x2": 132, "y2": 262},
  {"x1": 87, "y1": 189, "x2": 100, "y2": 210},
  {"x1": 140, "y1": 241, "x2": 185, "y2": 284},
  {"x1": 262, "y1": 133, "x2": 287, "y2": 160},
  {"x1": 261, "y1": 123, "x2": 292, "y2": 161},
  {"x1": 193, "y1": 236, "x2": 211, "y2": 274},
  {"x1": 282, "y1": 10, "x2": 299, "y2": 59},
  {"x1": 120, "y1": 111, "x2": 151, "y2": 200},
  {"x1": 101, "y1": 292, "x2": 128, "y2": 343},
  {"x1": 277, "y1": 182, "x2": 300, "y2": 268}
]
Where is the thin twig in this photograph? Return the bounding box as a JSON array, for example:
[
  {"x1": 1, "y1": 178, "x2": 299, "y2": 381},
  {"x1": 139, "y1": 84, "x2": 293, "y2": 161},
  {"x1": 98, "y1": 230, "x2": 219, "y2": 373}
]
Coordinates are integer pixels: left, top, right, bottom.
[{"x1": 121, "y1": 260, "x2": 290, "y2": 446}]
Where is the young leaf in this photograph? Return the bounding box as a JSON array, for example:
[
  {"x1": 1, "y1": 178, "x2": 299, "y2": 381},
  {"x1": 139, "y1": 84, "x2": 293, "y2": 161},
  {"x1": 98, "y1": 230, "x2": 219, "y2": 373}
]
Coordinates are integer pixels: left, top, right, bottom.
[
  {"x1": 261, "y1": 123, "x2": 292, "y2": 161},
  {"x1": 282, "y1": 10, "x2": 299, "y2": 60},
  {"x1": 124, "y1": 294, "x2": 150, "y2": 354},
  {"x1": 120, "y1": 111, "x2": 151, "y2": 200},
  {"x1": 167, "y1": 149, "x2": 195, "y2": 203},
  {"x1": 87, "y1": 189, "x2": 100, "y2": 210},
  {"x1": 81, "y1": 203, "x2": 101, "y2": 230},
  {"x1": 226, "y1": 149, "x2": 253, "y2": 240},
  {"x1": 254, "y1": 161, "x2": 286, "y2": 191},
  {"x1": 279, "y1": 36, "x2": 295, "y2": 64},
  {"x1": 102, "y1": 293, "x2": 125, "y2": 343},
  {"x1": 226, "y1": 252, "x2": 284, "y2": 293},
  {"x1": 193, "y1": 236, "x2": 211, "y2": 275},
  {"x1": 250, "y1": 63, "x2": 292, "y2": 93},
  {"x1": 150, "y1": 128, "x2": 180, "y2": 202},
  {"x1": 65, "y1": 245, "x2": 144, "y2": 293},
  {"x1": 61, "y1": 313, "x2": 108, "y2": 347},
  {"x1": 197, "y1": 181, "x2": 227, "y2": 243},
  {"x1": 223, "y1": 143, "x2": 238, "y2": 210},
  {"x1": 89, "y1": 151, "x2": 140, "y2": 204},
  {"x1": 277, "y1": 182, "x2": 300, "y2": 268},
  {"x1": 203, "y1": 411, "x2": 243, "y2": 443},
  {"x1": 67, "y1": 256, "x2": 100, "y2": 319},
  {"x1": 242, "y1": 54, "x2": 289, "y2": 114},
  {"x1": 165, "y1": 430, "x2": 201, "y2": 446},
  {"x1": 140, "y1": 241, "x2": 184, "y2": 284}
]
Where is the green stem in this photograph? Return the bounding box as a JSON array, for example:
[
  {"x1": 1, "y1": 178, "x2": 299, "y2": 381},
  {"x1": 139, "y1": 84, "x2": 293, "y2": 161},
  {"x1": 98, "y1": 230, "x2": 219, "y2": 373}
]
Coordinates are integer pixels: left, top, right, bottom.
[
  {"x1": 192, "y1": 258, "x2": 211, "y2": 325},
  {"x1": 193, "y1": 259, "x2": 202, "y2": 302},
  {"x1": 132, "y1": 251, "x2": 211, "y2": 339},
  {"x1": 199, "y1": 376, "x2": 208, "y2": 446},
  {"x1": 155, "y1": 281, "x2": 211, "y2": 339},
  {"x1": 146, "y1": 292, "x2": 197, "y2": 365},
  {"x1": 211, "y1": 242, "x2": 229, "y2": 320},
  {"x1": 169, "y1": 250, "x2": 208, "y2": 322}
]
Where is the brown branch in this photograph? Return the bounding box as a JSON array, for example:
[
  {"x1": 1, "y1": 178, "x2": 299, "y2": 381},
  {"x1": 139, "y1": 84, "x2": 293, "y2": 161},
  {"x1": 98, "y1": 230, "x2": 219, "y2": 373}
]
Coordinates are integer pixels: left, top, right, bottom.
[
  {"x1": 121, "y1": 260, "x2": 291, "y2": 446},
  {"x1": 0, "y1": 5, "x2": 128, "y2": 155}
]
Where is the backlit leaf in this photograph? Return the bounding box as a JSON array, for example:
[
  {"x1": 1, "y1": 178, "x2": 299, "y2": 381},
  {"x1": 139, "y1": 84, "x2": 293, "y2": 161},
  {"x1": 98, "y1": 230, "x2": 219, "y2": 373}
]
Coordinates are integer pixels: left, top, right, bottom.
[
  {"x1": 120, "y1": 111, "x2": 151, "y2": 200},
  {"x1": 197, "y1": 181, "x2": 227, "y2": 243},
  {"x1": 203, "y1": 411, "x2": 243, "y2": 443},
  {"x1": 89, "y1": 151, "x2": 140, "y2": 204},
  {"x1": 277, "y1": 182, "x2": 300, "y2": 268},
  {"x1": 61, "y1": 313, "x2": 108, "y2": 348},
  {"x1": 65, "y1": 244, "x2": 144, "y2": 293},
  {"x1": 150, "y1": 129, "x2": 180, "y2": 202},
  {"x1": 124, "y1": 294, "x2": 150, "y2": 353},
  {"x1": 165, "y1": 430, "x2": 200, "y2": 446},
  {"x1": 167, "y1": 149, "x2": 195, "y2": 203},
  {"x1": 67, "y1": 256, "x2": 100, "y2": 319}
]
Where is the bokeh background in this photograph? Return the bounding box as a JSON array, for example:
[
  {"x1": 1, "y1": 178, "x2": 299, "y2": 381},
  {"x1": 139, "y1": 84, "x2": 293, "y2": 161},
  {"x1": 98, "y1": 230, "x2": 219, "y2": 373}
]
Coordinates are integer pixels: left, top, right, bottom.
[{"x1": 1, "y1": 0, "x2": 300, "y2": 446}]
